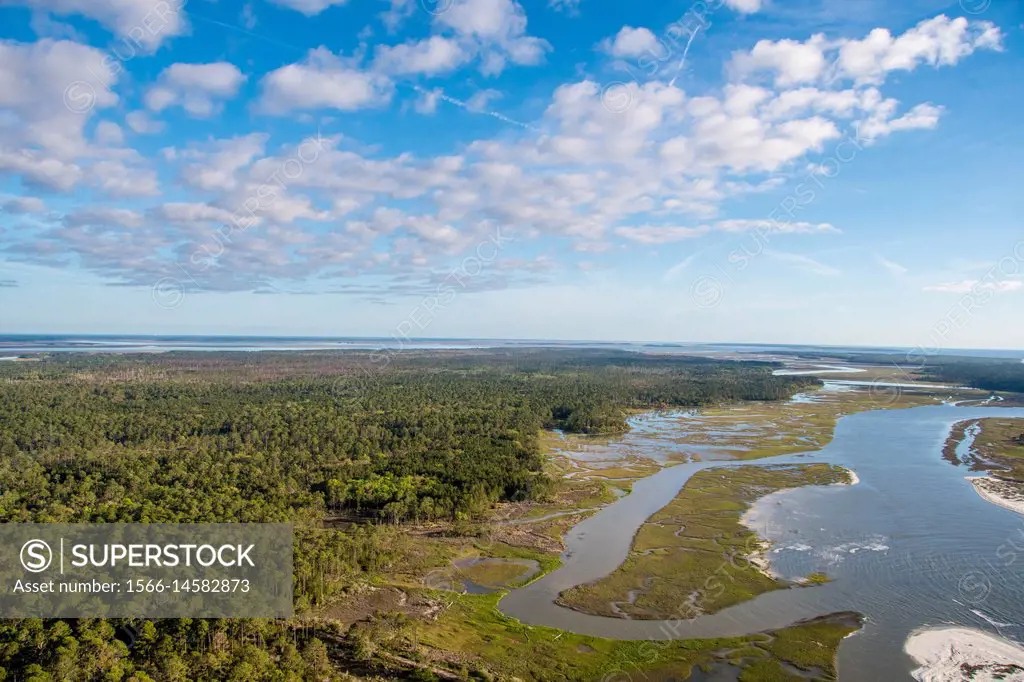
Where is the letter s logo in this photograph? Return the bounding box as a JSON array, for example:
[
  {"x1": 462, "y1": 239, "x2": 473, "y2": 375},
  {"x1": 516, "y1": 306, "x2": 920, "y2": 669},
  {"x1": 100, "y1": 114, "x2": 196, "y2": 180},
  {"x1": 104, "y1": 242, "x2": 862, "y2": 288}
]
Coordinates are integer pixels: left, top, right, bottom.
[{"x1": 21, "y1": 539, "x2": 52, "y2": 573}]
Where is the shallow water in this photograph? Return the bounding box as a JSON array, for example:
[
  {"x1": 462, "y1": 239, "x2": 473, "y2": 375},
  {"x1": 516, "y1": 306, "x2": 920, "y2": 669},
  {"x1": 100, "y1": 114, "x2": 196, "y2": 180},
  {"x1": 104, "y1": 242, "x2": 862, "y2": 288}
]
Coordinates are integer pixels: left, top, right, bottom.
[{"x1": 500, "y1": 404, "x2": 1024, "y2": 681}]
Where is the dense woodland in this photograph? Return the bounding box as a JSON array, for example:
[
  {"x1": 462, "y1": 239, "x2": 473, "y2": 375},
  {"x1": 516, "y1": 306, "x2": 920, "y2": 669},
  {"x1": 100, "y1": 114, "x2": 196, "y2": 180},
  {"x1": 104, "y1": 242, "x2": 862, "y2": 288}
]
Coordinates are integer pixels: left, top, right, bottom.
[
  {"x1": 923, "y1": 358, "x2": 1024, "y2": 394},
  {"x1": 815, "y1": 351, "x2": 1024, "y2": 394},
  {"x1": 0, "y1": 349, "x2": 816, "y2": 680}
]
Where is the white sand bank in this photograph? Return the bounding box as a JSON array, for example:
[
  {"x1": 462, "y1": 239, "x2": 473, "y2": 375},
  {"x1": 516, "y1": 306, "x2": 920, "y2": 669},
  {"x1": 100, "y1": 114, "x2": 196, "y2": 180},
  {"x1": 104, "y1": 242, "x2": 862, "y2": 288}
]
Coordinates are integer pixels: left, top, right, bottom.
[
  {"x1": 838, "y1": 467, "x2": 859, "y2": 486},
  {"x1": 905, "y1": 627, "x2": 1024, "y2": 681},
  {"x1": 968, "y1": 476, "x2": 1024, "y2": 516}
]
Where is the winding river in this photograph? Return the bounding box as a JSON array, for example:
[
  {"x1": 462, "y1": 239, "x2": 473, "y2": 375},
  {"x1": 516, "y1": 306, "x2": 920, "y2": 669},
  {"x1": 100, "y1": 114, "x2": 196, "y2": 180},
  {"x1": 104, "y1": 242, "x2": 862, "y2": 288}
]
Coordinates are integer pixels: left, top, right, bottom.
[{"x1": 499, "y1": 403, "x2": 1024, "y2": 681}]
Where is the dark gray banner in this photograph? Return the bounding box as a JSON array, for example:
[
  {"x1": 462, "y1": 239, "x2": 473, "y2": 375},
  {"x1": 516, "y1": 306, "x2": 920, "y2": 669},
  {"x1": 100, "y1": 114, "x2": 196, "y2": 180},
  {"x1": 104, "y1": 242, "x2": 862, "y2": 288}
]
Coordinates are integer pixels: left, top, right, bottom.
[{"x1": 0, "y1": 524, "x2": 293, "y2": 617}]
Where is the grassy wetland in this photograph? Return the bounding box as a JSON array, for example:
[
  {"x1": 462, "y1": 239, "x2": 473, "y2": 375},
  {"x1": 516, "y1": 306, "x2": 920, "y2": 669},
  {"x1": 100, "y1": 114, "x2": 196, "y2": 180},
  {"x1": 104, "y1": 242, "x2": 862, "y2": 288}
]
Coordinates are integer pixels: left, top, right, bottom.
[
  {"x1": 944, "y1": 415, "x2": 1024, "y2": 515},
  {"x1": 556, "y1": 464, "x2": 853, "y2": 620},
  {"x1": 405, "y1": 590, "x2": 861, "y2": 681}
]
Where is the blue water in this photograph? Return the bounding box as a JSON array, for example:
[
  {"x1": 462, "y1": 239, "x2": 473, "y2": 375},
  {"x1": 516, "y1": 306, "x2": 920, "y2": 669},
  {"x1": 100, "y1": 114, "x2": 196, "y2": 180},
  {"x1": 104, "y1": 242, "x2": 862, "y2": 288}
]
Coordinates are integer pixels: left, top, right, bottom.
[{"x1": 500, "y1": 404, "x2": 1024, "y2": 681}]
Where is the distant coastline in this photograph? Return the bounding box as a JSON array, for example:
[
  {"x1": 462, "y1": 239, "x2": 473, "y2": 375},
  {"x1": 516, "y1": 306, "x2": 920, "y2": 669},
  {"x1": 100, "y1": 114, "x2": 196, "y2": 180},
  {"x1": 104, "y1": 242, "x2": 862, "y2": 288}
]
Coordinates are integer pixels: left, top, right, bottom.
[{"x1": 1, "y1": 335, "x2": 1022, "y2": 358}]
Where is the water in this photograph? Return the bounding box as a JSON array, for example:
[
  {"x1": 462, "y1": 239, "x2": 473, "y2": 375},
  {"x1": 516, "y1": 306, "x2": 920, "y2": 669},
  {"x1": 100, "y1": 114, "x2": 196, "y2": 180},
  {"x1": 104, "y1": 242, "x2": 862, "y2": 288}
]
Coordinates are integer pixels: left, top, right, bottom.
[
  {"x1": 500, "y1": 404, "x2": 1024, "y2": 681},
  {"x1": 2, "y1": 335, "x2": 1021, "y2": 361}
]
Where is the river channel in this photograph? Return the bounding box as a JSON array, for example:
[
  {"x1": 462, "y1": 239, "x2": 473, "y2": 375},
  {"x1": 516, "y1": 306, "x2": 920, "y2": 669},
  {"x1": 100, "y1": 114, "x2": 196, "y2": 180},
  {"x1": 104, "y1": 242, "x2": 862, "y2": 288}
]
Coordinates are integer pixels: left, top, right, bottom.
[{"x1": 499, "y1": 403, "x2": 1024, "y2": 680}]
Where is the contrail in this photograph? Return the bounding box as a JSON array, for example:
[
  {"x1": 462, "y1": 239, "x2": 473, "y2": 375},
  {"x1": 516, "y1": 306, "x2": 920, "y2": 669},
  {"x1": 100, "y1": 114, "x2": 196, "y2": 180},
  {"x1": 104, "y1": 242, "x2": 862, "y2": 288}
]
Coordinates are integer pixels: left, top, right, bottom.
[
  {"x1": 412, "y1": 86, "x2": 541, "y2": 132},
  {"x1": 668, "y1": 26, "x2": 702, "y2": 88}
]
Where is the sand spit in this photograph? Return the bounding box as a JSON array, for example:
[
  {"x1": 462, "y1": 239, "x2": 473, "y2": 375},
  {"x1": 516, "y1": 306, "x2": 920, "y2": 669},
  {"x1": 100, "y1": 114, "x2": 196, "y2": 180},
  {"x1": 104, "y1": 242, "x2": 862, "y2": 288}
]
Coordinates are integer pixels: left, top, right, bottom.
[
  {"x1": 968, "y1": 476, "x2": 1024, "y2": 516},
  {"x1": 905, "y1": 627, "x2": 1024, "y2": 681},
  {"x1": 838, "y1": 467, "x2": 859, "y2": 486},
  {"x1": 738, "y1": 467, "x2": 859, "y2": 580}
]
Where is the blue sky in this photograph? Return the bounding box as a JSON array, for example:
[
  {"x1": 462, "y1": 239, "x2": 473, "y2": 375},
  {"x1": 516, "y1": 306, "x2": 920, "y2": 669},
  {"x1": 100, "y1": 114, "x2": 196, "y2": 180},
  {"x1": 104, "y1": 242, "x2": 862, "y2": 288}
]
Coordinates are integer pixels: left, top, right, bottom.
[{"x1": 0, "y1": 0, "x2": 1022, "y2": 347}]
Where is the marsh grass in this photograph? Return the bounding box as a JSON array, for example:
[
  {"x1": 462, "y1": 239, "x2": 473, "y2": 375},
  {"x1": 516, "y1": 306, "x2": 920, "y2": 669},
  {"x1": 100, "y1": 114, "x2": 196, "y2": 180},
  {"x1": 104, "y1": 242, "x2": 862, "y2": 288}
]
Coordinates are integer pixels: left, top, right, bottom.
[
  {"x1": 557, "y1": 464, "x2": 850, "y2": 620},
  {"x1": 408, "y1": 592, "x2": 859, "y2": 681}
]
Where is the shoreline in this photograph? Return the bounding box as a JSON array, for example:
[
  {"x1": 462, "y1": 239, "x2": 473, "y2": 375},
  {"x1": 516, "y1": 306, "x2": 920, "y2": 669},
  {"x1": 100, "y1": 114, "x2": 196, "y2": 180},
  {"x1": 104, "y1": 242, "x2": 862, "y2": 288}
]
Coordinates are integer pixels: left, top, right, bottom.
[
  {"x1": 967, "y1": 476, "x2": 1024, "y2": 516},
  {"x1": 739, "y1": 466, "x2": 860, "y2": 580},
  {"x1": 905, "y1": 626, "x2": 1024, "y2": 681}
]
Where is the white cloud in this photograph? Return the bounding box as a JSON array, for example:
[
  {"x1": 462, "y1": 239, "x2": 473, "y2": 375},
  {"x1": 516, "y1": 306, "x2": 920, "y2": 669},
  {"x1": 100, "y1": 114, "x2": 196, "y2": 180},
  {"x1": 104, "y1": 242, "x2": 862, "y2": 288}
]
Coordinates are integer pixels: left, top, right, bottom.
[
  {"x1": 602, "y1": 26, "x2": 660, "y2": 59},
  {"x1": 0, "y1": 150, "x2": 82, "y2": 191},
  {"x1": 714, "y1": 219, "x2": 839, "y2": 234},
  {"x1": 374, "y1": 37, "x2": 470, "y2": 76},
  {"x1": 94, "y1": 120, "x2": 124, "y2": 146},
  {"x1": 731, "y1": 15, "x2": 1002, "y2": 89},
  {"x1": 858, "y1": 101, "x2": 943, "y2": 141},
  {"x1": 435, "y1": 0, "x2": 550, "y2": 75},
  {"x1": 466, "y1": 89, "x2": 502, "y2": 112},
  {"x1": 268, "y1": 0, "x2": 349, "y2": 15},
  {"x1": 761, "y1": 87, "x2": 861, "y2": 120},
  {"x1": 125, "y1": 110, "x2": 164, "y2": 134},
  {"x1": 1, "y1": 196, "x2": 46, "y2": 214},
  {"x1": 380, "y1": 0, "x2": 415, "y2": 32},
  {"x1": 0, "y1": 39, "x2": 161, "y2": 200},
  {"x1": 11, "y1": 0, "x2": 187, "y2": 51},
  {"x1": 732, "y1": 35, "x2": 830, "y2": 87},
  {"x1": 175, "y1": 134, "x2": 269, "y2": 192},
  {"x1": 615, "y1": 225, "x2": 708, "y2": 244},
  {"x1": 875, "y1": 254, "x2": 908, "y2": 275},
  {"x1": 90, "y1": 160, "x2": 159, "y2": 197},
  {"x1": 414, "y1": 87, "x2": 442, "y2": 114},
  {"x1": 145, "y1": 62, "x2": 246, "y2": 117},
  {"x1": 0, "y1": 12, "x2": 996, "y2": 298},
  {"x1": 64, "y1": 206, "x2": 144, "y2": 228},
  {"x1": 837, "y1": 15, "x2": 1003, "y2": 85},
  {"x1": 924, "y1": 280, "x2": 1022, "y2": 294},
  {"x1": 0, "y1": 39, "x2": 120, "y2": 157},
  {"x1": 258, "y1": 48, "x2": 393, "y2": 114},
  {"x1": 29, "y1": 11, "x2": 83, "y2": 40},
  {"x1": 724, "y1": 0, "x2": 762, "y2": 11},
  {"x1": 153, "y1": 202, "x2": 239, "y2": 226}
]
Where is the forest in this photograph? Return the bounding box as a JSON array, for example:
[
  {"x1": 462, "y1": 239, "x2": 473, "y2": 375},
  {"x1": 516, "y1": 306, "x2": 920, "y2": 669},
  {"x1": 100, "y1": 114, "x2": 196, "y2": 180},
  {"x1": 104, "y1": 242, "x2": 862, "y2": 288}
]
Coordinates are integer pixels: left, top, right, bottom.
[
  {"x1": 809, "y1": 351, "x2": 1024, "y2": 394},
  {"x1": 0, "y1": 349, "x2": 817, "y2": 680}
]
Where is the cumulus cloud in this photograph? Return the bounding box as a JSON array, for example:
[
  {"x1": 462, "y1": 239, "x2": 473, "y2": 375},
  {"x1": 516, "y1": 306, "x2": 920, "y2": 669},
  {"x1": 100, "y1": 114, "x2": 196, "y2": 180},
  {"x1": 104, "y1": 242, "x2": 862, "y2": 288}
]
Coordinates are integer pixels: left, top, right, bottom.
[
  {"x1": 0, "y1": 39, "x2": 163, "y2": 199},
  {"x1": 731, "y1": 15, "x2": 1002, "y2": 88},
  {"x1": 257, "y1": 48, "x2": 393, "y2": 114},
  {"x1": 145, "y1": 62, "x2": 246, "y2": 117},
  {"x1": 376, "y1": 0, "x2": 551, "y2": 78},
  {"x1": 268, "y1": 0, "x2": 349, "y2": 15},
  {"x1": 175, "y1": 134, "x2": 269, "y2": 192},
  {"x1": 602, "y1": 26, "x2": 660, "y2": 59},
  {"x1": 434, "y1": 0, "x2": 551, "y2": 75},
  {"x1": 1, "y1": 197, "x2": 46, "y2": 214},
  {"x1": 125, "y1": 110, "x2": 165, "y2": 134},
  {"x1": 0, "y1": 39, "x2": 119, "y2": 156},
  {"x1": 10, "y1": 0, "x2": 188, "y2": 51},
  {"x1": 837, "y1": 15, "x2": 1003, "y2": 85},
  {"x1": 0, "y1": 11, "x2": 999, "y2": 298},
  {"x1": 0, "y1": 150, "x2": 83, "y2": 192},
  {"x1": 732, "y1": 34, "x2": 831, "y2": 87},
  {"x1": 94, "y1": 120, "x2": 124, "y2": 146},
  {"x1": 64, "y1": 206, "x2": 144, "y2": 228},
  {"x1": 373, "y1": 37, "x2": 470, "y2": 76},
  {"x1": 724, "y1": 0, "x2": 762, "y2": 11}
]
